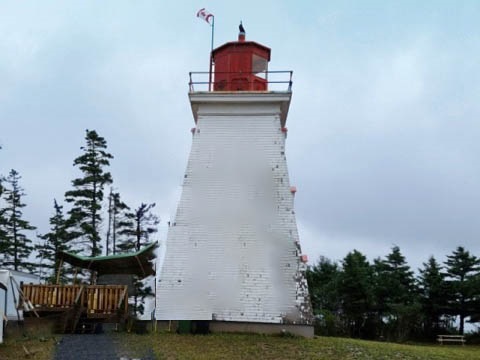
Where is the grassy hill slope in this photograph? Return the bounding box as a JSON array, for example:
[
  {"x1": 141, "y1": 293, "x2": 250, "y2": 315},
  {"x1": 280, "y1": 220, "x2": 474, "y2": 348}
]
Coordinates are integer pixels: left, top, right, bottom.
[
  {"x1": 123, "y1": 332, "x2": 480, "y2": 360},
  {"x1": 2, "y1": 330, "x2": 478, "y2": 359}
]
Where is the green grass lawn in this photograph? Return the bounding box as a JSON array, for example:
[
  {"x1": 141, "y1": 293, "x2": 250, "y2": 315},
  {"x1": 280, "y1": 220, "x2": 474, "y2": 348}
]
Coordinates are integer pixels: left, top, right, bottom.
[
  {"x1": 2, "y1": 329, "x2": 479, "y2": 359},
  {"x1": 120, "y1": 332, "x2": 480, "y2": 360},
  {"x1": 0, "y1": 320, "x2": 57, "y2": 360},
  {"x1": 0, "y1": 333, "x2": 56, "y2": 360}
]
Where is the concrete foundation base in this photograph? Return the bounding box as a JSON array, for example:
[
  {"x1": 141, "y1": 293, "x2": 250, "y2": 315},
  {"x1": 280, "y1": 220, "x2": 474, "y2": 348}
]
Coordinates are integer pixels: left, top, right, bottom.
[
  {"x1": 210, "y1": 321, "x2": 314, "y2": 338},
  {"x1": 155, "y1": 320, "x2": 314, "y2": 338}
]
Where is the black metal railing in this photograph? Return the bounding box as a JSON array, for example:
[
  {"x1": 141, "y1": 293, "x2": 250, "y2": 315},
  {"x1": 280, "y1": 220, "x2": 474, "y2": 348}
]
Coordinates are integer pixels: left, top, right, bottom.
[{"x1": 188, "y1": 71, "x2": 293, "y2": 92}]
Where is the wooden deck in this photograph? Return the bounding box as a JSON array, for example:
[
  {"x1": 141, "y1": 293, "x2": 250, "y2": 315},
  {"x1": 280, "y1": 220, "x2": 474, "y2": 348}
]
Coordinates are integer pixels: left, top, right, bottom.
[{"x1": 21, "y1": 284, "x2": 128, "y2": 319}]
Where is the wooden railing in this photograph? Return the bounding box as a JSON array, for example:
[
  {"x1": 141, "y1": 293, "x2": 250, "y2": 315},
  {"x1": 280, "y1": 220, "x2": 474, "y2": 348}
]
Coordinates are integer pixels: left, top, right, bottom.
[
  {"x1": 22, "y1": 285, "x2": 82, "y2": 309},
  {"x1": 85, "y1": 285, "x2": 128, "y2": 317},
  {"x1": 21, "y1": 284, "x2": 128, "y2": 318}
]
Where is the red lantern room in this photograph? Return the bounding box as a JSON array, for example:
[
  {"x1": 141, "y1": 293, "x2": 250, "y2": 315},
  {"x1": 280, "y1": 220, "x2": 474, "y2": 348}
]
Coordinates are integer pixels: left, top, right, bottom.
[{"x1": 212, "y1": 23, "x2": 271, "y2": 91}]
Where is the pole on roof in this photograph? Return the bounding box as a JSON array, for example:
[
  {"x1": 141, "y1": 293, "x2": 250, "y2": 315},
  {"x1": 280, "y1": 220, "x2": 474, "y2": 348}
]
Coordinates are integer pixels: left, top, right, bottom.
[
  {"x1": 3, "y1": 284, "x2": 7, "y2": 324},
  {"x1": 209, "y1": 16, "x2": 215, "y2": 91},
  {"x1": 135, "y1": 256, "x2": 146, "y2": 278},
  {"x1": 9, "y1": 277, "x2": 21, "y2": 323},
  {"x1": 72, "y1": 267, "x2": 78, "y2": 284},
  {"x1": 87, "y1": 260, "x2": 97, "y2": 285},
  {"x1": 154, "y1": 261, "x2": 157, "y2": 332},
  {"x1": 10, "y1": 277, "x2": 39, "y2": 318},
  {"x1": 56, "y1": 259, "x2": 63, "y2": 285}
]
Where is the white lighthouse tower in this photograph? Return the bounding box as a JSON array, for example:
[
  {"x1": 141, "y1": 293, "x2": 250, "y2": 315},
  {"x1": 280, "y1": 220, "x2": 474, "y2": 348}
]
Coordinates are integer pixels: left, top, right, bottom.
[{"x1": 156, "y1": 27, "x2": 313, "y2": 336}]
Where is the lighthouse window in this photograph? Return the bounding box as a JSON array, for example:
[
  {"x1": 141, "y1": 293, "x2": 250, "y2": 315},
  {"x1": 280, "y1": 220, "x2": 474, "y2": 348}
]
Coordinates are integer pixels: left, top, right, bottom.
[{"x1": 252, "y1": 54, "x2": 267, "y2": 79}]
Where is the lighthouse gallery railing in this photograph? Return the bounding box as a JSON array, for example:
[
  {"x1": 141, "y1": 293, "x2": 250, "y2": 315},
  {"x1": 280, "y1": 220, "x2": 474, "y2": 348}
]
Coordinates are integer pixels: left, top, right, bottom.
[{"x1": 189, "y1": 70, "x2": 293, "y2": 92}]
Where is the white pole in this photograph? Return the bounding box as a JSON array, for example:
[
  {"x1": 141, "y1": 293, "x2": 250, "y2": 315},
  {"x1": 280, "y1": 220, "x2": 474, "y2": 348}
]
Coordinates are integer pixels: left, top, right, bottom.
[{"x1": 209, "y1": 16, "x2": 215, "y2": 91}]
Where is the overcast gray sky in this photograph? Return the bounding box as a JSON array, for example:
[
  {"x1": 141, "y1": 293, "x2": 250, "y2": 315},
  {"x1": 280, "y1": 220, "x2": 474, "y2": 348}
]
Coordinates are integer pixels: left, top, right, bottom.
[{"x1": 1, "y1": 1, "x2": 479, "y2": 271}]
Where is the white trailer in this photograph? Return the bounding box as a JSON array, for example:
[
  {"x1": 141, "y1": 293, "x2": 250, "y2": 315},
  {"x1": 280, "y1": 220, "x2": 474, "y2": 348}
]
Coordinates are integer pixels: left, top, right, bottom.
[{"x1": 0, "y1": 269, "x2": 40, "y2": 343}]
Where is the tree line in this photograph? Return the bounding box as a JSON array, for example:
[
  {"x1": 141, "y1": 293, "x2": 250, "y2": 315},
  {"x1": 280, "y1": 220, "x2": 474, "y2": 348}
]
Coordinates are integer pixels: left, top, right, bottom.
[
  {"x1": 0, "y1": 130, "x2": 158, "y2": 315},
  {"x1": 307, "y1": 246, "x2": 480, "y2": 341}
]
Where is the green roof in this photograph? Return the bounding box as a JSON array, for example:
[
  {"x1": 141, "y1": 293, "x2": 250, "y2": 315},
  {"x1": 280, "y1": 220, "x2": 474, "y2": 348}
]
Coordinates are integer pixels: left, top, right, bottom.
[{"x1": 59, "y1": 242, "x2": 158, "y2": 278}]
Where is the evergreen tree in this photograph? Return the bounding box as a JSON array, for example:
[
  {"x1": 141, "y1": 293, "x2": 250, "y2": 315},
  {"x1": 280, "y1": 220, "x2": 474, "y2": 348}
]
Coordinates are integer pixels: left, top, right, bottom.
[
  {"x1": 117, "y1": 203, "x2": 159, "y2": 316},
  {"x1": 36, "y1": 199, "x2": 72, "y2": 283},
  {"x1": 307, "y1": 256, "x2": 341, "y2": 314},
  {"x1": 419, "y1": 256, "x2": 449, "y2": 338},
  {"x1": 373, "y1": 246, "x2": 420, "y2": 341},
  {"x1": 0, "y1": 175, "x2": 8, "y2": 257},
  {"x1": 444, "y1": 246, "x2": 480, "y2": 334},
  {"x1": 117, "y1": 203, "x2": 159, "y2": 253},
  {"x1": 65, "y1": 129, "x2": 113, "y2": 257},
  {"x1": 1, "y1": 169, "x2": 36, "y2": 271},
  {"x1": 339, "y1": 250, "x2": 374, "y2": 338},
  {"x1": 0, "y1": 147, "x2": 5, "y2": 255},
  {"x1": 386, "y1": 246, "x2": 417, "y2": 304},
  {"x1": 306, "y1": 257, "x2": 341, "y2": 336},
  {"x1": 105, "y1": 189, "x2": 130, "y2": 255}
]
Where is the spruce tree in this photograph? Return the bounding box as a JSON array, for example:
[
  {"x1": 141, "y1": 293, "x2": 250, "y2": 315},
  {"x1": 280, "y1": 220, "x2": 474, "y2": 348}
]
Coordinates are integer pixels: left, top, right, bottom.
[
  {"x1": 373, "y1": 246, "x2": 420, "y2": 341},
  {"x1": 65, "y1": 129, "x2": 113, "y2": 257},
  {"x1": 306, "y1": 257, "x2": 341, "y2": 336},
  {"x1": 105, "y1": 189, "x2": 130, "y2": 255},
  {"x1": 307, "y1": 256, "x2": 341, "y2": 315},
  {"x1": 384, "y1": 246, "x2": 417, "y2": 304},
  {"x1": 1, "y1": 169, "x2": 36, "y2": 271},
  {"x1": 419, "y1": 256, "x2": 448, "y2": 338},
  {"x1": 0, "y1": 146, "x2": 6, "y2": 257},
  {"x1": 117, "y1": 203, "x2": 159, "y2": 316},
  {"x1": 0, "y1": 175, "x2": 8, "y2": 257},
  {"x1": 36, "y1": 199, "x2": 72, "y2": 283},
  {"x1": 117, "y1": 203, "x2": 159, "y2": 253},
  {"x1": 339, "y1": 250, "x2": 374, "y2": 338},
  {"x1": 444, "y1": 246, "x2": 480, "y2": 334}
]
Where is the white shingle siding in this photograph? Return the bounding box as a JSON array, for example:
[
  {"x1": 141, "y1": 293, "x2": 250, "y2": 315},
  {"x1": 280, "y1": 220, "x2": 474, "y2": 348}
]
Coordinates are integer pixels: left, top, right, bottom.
[{"x1": 156, "y1": 92, "x2": 312, "y2": 324}]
